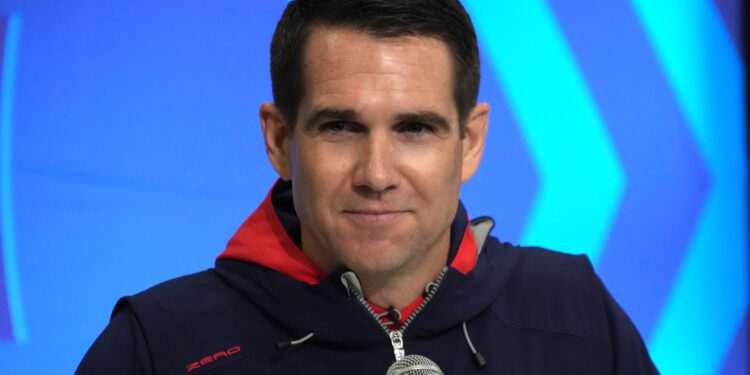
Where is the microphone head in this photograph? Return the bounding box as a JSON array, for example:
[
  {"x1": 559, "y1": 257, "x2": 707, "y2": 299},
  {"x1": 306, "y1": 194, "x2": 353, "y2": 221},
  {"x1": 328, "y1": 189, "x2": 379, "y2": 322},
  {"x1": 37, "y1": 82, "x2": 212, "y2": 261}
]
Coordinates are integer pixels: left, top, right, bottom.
[{"x1": 386, "y1": 354, "x2": 444, "y2": 375}]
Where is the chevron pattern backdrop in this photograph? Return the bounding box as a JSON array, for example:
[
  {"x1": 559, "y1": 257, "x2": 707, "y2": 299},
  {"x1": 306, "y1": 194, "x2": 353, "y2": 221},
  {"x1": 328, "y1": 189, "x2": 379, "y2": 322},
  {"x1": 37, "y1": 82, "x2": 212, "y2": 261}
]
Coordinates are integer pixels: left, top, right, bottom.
[{"x1": 0, "y1": 1, "x2": 745, "y2": 373}]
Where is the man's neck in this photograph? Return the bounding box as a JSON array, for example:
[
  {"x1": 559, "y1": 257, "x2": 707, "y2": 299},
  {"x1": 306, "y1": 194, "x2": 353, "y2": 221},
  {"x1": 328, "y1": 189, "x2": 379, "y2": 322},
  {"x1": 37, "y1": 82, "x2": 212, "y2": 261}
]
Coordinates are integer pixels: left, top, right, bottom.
[
  {"x1": 354, "y1": 235, "x2": 450, "y2": 310},
  {"x1": 299, "y1": 222, "x2": 453, "y2": 310}
]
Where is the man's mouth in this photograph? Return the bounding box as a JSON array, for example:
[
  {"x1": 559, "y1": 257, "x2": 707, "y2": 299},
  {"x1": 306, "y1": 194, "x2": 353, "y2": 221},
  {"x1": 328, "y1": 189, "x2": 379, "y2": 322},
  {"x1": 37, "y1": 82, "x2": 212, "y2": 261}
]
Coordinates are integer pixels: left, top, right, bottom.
[{"x1": 342, "y1": 210, "x2": 408, "y2": 225}]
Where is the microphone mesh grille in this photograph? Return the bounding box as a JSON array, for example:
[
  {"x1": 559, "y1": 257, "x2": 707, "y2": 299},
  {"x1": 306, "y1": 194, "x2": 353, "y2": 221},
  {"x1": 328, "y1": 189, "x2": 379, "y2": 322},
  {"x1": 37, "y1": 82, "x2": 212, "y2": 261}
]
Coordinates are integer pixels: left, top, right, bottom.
[{"x1": 386, "y1": 354, "x2": 444, "y2": 375}]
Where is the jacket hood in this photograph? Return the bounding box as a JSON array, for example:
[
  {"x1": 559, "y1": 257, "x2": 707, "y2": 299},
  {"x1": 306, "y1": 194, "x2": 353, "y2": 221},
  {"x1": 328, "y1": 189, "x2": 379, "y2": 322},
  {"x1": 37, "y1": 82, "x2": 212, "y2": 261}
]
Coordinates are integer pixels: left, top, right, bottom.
[{"x1": 214, "y1": 180, "x2": 521, "y2": 344}]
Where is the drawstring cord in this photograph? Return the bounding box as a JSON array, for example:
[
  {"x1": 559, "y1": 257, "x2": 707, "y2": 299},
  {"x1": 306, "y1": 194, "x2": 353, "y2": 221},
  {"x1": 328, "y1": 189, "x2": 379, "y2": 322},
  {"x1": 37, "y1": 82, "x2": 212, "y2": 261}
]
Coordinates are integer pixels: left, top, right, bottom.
[
  {"x1": 462, "y1": 321, "x2": 487, "y2": 369},
  {"x1": 275, "y1": 332, "x2": 315, "y2": 350},
  {"x1": 343, "y1": 271, "x2": 488, "y2": 369},
  {"x1": 275, "y1": 324, "x2": 487, "y2": 369}
]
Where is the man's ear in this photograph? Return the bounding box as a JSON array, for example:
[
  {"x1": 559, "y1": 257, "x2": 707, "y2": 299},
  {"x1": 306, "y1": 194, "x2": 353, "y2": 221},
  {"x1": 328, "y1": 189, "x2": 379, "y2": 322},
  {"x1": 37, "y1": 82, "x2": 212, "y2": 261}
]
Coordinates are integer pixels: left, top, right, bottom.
[
  {"x1": 260, "y1": 103, "x2": 293, "y2": 180},
  {"x1": 461, "y1": 102, "x2": 489, "y2": 183}
]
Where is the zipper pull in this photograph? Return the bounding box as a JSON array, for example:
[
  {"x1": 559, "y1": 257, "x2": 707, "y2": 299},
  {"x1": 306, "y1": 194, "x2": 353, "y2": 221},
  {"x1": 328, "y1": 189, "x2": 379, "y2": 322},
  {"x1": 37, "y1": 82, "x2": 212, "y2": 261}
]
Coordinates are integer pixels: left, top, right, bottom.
[{"x1": 389, "y1": 330, "x2": 405, "y2": 361}]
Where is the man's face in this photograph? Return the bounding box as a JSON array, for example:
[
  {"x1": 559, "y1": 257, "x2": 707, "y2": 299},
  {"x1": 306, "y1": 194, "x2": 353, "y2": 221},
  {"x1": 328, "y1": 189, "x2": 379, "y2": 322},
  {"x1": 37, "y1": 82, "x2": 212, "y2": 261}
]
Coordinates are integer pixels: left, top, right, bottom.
[{"x1": 263, "y1": 27, "x2": 487, "y2": 278}]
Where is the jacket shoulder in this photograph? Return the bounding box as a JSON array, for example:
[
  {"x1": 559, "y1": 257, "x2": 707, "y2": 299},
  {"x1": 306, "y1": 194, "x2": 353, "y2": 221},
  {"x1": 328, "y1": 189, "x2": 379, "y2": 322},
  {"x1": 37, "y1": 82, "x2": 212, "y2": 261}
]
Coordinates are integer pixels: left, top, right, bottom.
[
  {"x1": 489, "y1": 245, "x2": 611, "y2": 343},
  {"x1": 118, "y1": 269, "x2": 229, "y2": 310},
  {"x1": 116, "y1": 269, "x2": 243, "y2": 322},
  {"x1": 113, "y1": 269, "x2": 278, "y2": 373}
]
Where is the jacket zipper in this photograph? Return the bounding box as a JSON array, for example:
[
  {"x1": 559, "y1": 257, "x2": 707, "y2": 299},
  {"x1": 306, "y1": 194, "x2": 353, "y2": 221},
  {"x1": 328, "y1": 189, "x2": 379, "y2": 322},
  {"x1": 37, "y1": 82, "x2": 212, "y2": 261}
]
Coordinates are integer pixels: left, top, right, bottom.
[{"x1": 350, "y1": 267, "x2": 448, "y2": 361}]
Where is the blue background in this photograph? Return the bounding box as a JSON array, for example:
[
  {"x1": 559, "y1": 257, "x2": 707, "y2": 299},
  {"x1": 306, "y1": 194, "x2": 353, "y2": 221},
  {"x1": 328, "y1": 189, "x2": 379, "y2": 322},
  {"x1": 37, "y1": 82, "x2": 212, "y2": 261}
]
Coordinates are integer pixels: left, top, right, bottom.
[{"x1": 0, "y1": 1, "x2": 745, "y2": 373}]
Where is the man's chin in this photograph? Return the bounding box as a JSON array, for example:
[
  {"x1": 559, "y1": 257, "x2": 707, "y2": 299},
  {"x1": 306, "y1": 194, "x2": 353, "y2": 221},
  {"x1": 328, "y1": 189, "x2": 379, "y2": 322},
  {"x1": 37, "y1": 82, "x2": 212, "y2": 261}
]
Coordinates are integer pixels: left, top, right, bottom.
[{"x1": 338, "y1": 245, "x2": 412, "y2": 276}]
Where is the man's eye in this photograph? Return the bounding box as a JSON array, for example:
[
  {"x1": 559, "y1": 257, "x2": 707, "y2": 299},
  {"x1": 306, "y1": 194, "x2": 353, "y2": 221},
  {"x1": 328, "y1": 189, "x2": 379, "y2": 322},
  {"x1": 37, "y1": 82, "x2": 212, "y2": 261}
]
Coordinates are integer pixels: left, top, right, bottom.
[
  {"x1": 320, "y1": 121, "x2": 354, "y2": 133},
  {"x1": 399, "y1": 122, "x2": 433, "y2": 135}
]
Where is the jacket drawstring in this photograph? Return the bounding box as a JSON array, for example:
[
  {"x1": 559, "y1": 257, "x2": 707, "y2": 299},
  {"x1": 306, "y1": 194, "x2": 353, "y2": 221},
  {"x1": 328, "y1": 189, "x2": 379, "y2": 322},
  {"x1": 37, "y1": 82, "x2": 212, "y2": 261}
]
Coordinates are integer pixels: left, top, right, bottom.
[
  {"x1": 275, "y1": 332, "x2": 315, "y2": 350},
  {"x1": 344, "y1": 270, "x2": 486, "y2": 369},
  {"x1": 462, "y1": 321, "x2": 487, "y2": 369}
]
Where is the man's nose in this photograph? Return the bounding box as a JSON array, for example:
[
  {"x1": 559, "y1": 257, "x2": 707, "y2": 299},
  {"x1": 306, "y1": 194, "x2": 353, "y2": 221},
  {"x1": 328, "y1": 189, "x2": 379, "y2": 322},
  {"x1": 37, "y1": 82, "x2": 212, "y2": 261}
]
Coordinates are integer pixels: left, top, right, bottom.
[{"x1": 352, "y1": 133, "x2": 399, "y2": 196}]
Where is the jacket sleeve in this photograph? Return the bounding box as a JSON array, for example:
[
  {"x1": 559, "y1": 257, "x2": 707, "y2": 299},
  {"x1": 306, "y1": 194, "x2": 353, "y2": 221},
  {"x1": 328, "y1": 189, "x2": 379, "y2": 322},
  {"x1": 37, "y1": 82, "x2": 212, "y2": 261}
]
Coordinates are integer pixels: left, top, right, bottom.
[
  {"x1": 598, "y1": 276, "x2": 660, "y2": 375},
  {"x1": 76, "y1": 300, "x2": 154, "y2": 375}
]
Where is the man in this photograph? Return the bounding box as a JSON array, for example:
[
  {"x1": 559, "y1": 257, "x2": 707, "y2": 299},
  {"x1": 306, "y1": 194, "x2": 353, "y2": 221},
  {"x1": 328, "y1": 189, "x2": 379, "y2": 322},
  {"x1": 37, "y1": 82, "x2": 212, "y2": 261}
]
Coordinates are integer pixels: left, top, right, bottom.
[{"x1": 78, "y1": 0, "x2": 659, "y2": 373}]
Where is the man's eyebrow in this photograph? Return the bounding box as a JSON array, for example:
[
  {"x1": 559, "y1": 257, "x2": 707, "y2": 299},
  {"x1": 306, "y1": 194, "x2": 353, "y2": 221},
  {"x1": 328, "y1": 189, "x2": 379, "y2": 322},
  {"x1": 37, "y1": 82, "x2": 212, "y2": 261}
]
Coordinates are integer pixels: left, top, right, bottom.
[
  {"x1": 303, "y1": 108, "x2": 359, "y2": 132},
  {"x1": 395, "y1": 111, "x2": 452, "y2": 133}
]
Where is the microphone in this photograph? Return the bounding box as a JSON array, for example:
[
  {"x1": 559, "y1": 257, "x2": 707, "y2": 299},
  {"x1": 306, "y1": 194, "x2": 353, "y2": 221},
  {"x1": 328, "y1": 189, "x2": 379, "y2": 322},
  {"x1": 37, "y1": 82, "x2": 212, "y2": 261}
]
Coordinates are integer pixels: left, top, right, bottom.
[{"x1": 386, "y1": 355, "x2": 444, "y2": 375}]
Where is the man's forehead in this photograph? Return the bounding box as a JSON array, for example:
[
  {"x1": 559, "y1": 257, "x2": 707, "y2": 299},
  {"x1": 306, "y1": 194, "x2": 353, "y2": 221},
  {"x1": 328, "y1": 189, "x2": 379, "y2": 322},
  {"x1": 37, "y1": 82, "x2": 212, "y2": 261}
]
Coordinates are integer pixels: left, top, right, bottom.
[
  {"x1": 301, "y1": 25, "x2": 453, "y2": 70},
  {"x1": 297, "y1": 26, "x2": 458, "y2": 124}
]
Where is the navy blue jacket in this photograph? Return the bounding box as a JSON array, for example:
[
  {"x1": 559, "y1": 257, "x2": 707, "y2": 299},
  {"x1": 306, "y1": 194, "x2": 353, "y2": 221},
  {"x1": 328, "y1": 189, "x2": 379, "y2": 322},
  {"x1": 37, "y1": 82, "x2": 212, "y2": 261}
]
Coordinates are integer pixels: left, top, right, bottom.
[{"x1": 77, "y1": 182, "x2": 659, "y2": 374}]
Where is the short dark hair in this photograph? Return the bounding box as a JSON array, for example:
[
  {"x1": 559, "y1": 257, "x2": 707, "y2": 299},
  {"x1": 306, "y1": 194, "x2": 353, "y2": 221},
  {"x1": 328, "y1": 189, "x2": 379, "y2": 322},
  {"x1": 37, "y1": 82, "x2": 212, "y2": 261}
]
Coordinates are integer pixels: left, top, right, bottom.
[{"x1": 270, "y1": 0, "x2": 480, "y2": 135}]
